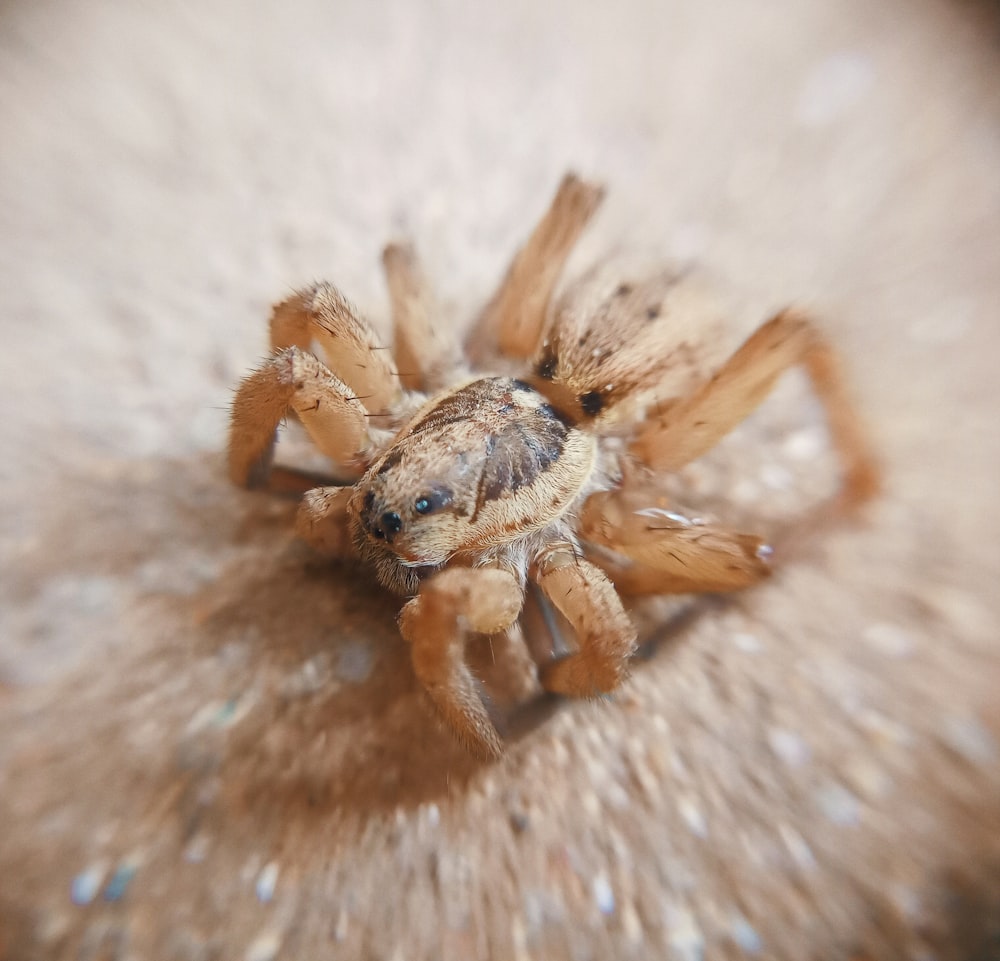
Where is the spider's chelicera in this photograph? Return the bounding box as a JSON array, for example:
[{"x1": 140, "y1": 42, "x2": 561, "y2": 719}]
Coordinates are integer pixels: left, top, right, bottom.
[{"x1": 229, "y1": 174, "x2": 878, "y2": 758}]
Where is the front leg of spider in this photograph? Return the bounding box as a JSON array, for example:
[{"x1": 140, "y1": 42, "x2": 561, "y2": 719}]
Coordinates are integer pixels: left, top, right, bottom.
[
  {"x1": 398, "y1": 567, "x2": 524, "y2": 760},
  {"x1": 228, "y1": 348, "x2": 373, "y2": 488},
  {"x1": 531, "y1": 545, "x2": 637, "y2": 698}
]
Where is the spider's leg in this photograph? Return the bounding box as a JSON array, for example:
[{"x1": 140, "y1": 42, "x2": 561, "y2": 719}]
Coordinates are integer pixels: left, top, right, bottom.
[
  {"x1": 399, "y1": 567, "x2": 523, "y2": 760},
  {"x1": 531, "y1": 545, "x2": 637, "y2": 698},
  {"x1": 526, "y1": 265, "x2": 726, "y2": 428},
  {"x1": 469, "y1": 173, "x2": 605, "y2": 361},
  {"x1": 296, "y1": 486, "x2": 356, "y2": 558},
  {"x1": 631, "y1": 308, "x2": 880, "y2": 508},
  {"x1": 579, "y1": 489, "x2": 771, "y2": 596},
  {"x1": 382, "y1": 242, "x2": 465, "y2": 393},
  {"x1": 228, "y1": 347, "x2": 373, "y2": 488},
  {"x1": 270, "y1": 282, "x2": 401, "y2": 418}
]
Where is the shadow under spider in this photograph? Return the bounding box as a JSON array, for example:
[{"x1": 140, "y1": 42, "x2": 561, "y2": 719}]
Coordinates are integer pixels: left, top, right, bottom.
[
  {"x1": 186, "y1": 532, "x2": 724, "y2": 821},
  {"x1": 189, "y1": 468, "x2": 853, "y2": 823},
  {"x1": 502, "y1": 592, "x2": 726, "y2": 747}
]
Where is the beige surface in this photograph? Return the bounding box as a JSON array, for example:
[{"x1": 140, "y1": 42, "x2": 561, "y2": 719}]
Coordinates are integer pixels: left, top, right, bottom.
[{"x1": 1, "y1": 0, "x2": 999, "y2": 959}]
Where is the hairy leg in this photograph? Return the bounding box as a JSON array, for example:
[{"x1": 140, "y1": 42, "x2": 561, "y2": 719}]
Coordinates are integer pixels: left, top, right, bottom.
[
  {"x1": 382, "y1": 243, "x2": 464, "y2": 393},
  {"x1": 398, "y1": 567, "x2": 523, "y2": 760},
  {"x1": 526, "y1": 264, "x2": 725, "y2": 428},
  {"x1": 631, "y1": 308, "x2": 880, "y2": 508},
  {"x1": 579, "y1": 489, "x2": 771, "y2": 595},
  {"x1": 270, "y1": 282, "x2": 401, "y2": 417},
  {"x1": 228, "y1": 347, "x2": 372, "y2": 488},
  {"x1": 532, "y1": 545, "x2": 637, "y2": 697},
  {"x1": 469, "y1": 173, "x2": 605, "y2": 361}
]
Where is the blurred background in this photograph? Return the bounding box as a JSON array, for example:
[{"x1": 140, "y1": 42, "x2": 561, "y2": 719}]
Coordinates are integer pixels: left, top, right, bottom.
[{"x1": 1, "y1": 0, "x2": 998, "y2": 958}]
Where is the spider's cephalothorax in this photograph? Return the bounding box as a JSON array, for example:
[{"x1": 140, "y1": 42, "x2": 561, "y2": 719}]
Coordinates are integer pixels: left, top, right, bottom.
[
  {"x1": 350, "y1": 376, "x2": 596, "y2": 596},
  {"x1": 228, "y1": 174, "x2": 879, "y2": 758}
]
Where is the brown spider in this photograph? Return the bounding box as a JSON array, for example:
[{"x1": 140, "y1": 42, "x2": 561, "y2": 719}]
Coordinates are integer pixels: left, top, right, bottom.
[{"x1": 228, "y1": 174, "x2": 879, "y2": 759}]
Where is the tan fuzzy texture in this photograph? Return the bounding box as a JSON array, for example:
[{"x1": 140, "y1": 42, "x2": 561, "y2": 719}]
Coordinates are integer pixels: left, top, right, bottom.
[
  {"x1": 2, "y1": 2, "x2": 999, "y2": 960},
  {"x1": 383, "y1": 242, "x2": 465, "y2": 393},
  {"x1": 296, "y1": 486, "x2": 356, "y2": 557},
  {"x1": 472, "y1": 173, "x2": 606, "y2": 361},
  {"x1": 631, "y1": 309, "x2": 880, "y2": 505},
  {"x1": 530, "y1": 262, "x2": 728, "y2": 428},
  {"x1": 226, "y1": 171, "x2": 883, "y2": 759},
  {"x1": 400, "y1": 568, "x2": 523, "y2": 760},
  {"x1": 271, "y1": 283, "x2": 402, "y2": 416},
  {"x1": 228, "y1": 348, "x2": 372, "y2": 486},
  {"x1": 580, "y1": 490, "x2": 771, "y2": 595},
  {"x1": 533, "y1": 547, "x2": 638, "y2": 696}
]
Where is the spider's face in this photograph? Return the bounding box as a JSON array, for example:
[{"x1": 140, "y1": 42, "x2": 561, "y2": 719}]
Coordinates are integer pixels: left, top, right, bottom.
[
  {"x1": 349, "y1": 376, "x2": 597, "y2": 578},
  {"x1": 354, "y1": 472, "x2": 465, "y2": 568}
]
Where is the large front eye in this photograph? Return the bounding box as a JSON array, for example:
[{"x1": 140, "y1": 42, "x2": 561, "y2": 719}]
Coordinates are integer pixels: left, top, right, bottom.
[{"x1": 413, "y1": 487, "x2": 453, "y2": 516}]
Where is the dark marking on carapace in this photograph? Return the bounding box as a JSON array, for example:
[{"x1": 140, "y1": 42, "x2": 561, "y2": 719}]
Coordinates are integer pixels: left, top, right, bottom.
[
  {"x1": 470, "y1": 435, "x2": 498, "y2": 524},
  {"x1": 375, "y1": 446, "x2": 405, "y2": 477},
  {"x1": 470, "y1": 396, "x2": 570, "y2": 519}
]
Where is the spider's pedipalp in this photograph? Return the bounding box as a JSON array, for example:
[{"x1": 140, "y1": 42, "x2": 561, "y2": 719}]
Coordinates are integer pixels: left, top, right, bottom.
[
  {"x1": 399, "y1": 566, "x2": 524, "y2": 759},
  {"x1": 469, "y1": 173, "x2": 605, "y2": 363},
  {"x1": 383, "y1": 242, "x2": 466, "y2": 393},
  {"x1": 228, "y1": 347, "x2": 373, "y2": 488},
  {"x1": 296, "y1": 486, "x2": 356, "y2": 558},
  {"x1": 531, "y1": 545, "x2": 637, "y2": 698},
  {"x1": 630, "y1": 308, "x2": 880, "y2": 508},
  {"x1": 579, "y1": 488, "x2": 772, "y2": 595},
  {"x1": 270, "y1": 282, "x2": 401, "y2": 418}
]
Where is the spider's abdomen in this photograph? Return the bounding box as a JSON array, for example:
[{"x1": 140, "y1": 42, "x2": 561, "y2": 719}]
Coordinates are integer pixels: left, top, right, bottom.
[{"x1": 352, "y1": 377, "x2": 596, "y2": 571}]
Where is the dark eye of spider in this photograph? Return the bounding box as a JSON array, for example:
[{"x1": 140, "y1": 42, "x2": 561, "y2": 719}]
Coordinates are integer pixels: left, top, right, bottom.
[
  {"x1": 536, "y1": 355, "x2": 557, "y2": 380},
  {"x1": 579, "y1": 390, "x2": 605, "y2": 416},
  {"x1": 413, "y1": 487, "x2": 453, "y2": 516}
]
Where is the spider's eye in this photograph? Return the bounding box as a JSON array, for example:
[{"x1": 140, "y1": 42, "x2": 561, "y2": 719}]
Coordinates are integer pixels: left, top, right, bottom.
[
  {"x1": 382, "y1": 511, "x2": 403, "y2": 534},
  {"x1": 413, "y1": 487, "x2": 453, "y2": 516},
  {"x1": 579, "y1": 390, "x2": 605, "y2": 416}
]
